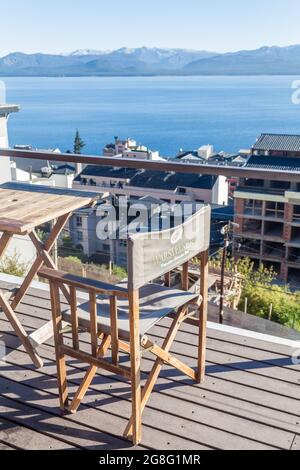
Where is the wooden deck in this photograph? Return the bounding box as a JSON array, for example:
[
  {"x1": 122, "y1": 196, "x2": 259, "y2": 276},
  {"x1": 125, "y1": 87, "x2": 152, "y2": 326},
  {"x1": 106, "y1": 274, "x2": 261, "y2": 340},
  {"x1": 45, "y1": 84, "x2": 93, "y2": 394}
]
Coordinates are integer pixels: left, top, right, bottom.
[{"x1": 0, "y1": 278, "x2": 300, "y2": 450}]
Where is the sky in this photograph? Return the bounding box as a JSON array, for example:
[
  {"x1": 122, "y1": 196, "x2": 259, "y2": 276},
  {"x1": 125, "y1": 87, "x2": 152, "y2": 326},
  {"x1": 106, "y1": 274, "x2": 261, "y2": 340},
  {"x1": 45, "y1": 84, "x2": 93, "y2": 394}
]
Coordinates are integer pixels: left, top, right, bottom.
[{"x1": 1, "y1": 0, "x2": 300, "y2": 56}]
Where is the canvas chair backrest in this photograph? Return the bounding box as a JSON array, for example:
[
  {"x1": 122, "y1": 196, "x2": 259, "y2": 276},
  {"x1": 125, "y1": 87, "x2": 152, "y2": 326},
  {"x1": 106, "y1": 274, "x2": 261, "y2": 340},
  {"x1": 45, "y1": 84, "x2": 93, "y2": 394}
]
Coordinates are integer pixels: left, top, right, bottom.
[{"x1": 127, "y1": 204, "x2": 211, "y2": 290}]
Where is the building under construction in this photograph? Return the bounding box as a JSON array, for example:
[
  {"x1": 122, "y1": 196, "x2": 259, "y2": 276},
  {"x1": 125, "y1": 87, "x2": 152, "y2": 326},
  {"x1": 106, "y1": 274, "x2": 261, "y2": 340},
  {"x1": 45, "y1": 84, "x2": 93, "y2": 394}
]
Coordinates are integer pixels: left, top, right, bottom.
[{"x1": 234, "y1": 133, "x2": 300, "y2": 283}]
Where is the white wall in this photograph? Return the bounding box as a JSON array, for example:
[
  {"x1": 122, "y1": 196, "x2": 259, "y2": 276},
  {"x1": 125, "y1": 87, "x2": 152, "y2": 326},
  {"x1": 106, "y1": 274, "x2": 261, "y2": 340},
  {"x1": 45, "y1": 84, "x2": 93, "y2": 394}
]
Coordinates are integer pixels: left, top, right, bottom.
[
  {"x1": 212, "y1": 176, "x2": 229, "y2": 206},
  {"x1": 0, "y1": 115, "x2": 12, "y2": 183},
  {"x1": 0, "y1": 108, "x2": 36, "y2": 266}
]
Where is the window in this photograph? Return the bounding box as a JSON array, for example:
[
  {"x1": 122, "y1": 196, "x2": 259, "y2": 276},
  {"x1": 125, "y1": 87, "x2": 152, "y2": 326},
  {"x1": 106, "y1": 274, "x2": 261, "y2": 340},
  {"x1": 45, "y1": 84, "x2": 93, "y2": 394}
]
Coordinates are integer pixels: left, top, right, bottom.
[
  {"x1": 77, "y1": 231, "x2": 83, "y2": 242},
  {"x1": 76, "y1": 216, "x2": 83, "y2": 227}
]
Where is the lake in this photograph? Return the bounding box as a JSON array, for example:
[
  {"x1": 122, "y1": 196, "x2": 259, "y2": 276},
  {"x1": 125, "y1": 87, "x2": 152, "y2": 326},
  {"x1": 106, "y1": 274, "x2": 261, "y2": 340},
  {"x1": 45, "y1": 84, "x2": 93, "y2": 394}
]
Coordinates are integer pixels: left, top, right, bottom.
[{"x1": 1, "y1": 75, "x2": 300, "y2": 156}]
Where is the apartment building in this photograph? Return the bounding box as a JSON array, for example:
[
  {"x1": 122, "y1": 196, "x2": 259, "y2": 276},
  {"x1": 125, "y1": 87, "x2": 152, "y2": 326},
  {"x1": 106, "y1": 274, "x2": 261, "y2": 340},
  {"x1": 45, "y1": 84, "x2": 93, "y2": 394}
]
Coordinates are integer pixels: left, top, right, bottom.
[
  {"x1": 233, "y1": 133, "x2": 300, "y2": 283},
  {"x1": 103, "y1": 136, "x2": 163, "y2": 160},
  {"x1": 73, "y1": 164, "x2": 228, "y2": 206},
  {"x1": 70, "y1": 162, "x2": 229, "y2": 264}
]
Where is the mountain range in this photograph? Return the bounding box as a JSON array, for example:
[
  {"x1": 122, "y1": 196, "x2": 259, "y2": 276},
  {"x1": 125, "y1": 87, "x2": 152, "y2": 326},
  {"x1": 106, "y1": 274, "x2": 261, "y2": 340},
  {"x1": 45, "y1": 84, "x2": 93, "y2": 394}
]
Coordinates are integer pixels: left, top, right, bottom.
[{"x1": 1, "y1": 45, "x2": 300, "y2": 76}]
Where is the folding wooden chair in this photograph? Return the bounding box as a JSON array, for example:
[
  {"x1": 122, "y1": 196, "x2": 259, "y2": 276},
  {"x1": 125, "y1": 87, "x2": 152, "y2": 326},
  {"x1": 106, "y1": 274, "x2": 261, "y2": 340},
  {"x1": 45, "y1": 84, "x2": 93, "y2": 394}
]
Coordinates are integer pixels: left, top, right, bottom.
[{"x1": 38, "y1": 205, "x2": 210, "y2": 445}]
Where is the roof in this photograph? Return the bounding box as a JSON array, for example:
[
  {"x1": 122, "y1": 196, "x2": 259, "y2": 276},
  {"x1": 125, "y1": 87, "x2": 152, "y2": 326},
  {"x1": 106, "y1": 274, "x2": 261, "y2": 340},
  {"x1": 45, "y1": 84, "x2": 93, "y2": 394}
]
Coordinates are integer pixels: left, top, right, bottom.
[
  {"x1": 246, "y1": 155, "x2": 300, "y2": 172},
  {"x1": 253, "y1": 134, "x2": 300, "y2": 152},
  {"x1": 76, "y1": 165, "x2": 217, "y2": 191},
  {"x1": 52, "y1": 164, "x2": 76, "y2": 175}
]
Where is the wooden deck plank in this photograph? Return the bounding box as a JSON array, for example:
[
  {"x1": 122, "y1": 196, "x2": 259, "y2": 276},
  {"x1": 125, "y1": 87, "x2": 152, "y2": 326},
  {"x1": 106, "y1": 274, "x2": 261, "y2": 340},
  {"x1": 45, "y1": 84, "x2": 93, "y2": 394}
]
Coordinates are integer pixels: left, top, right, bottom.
[
  {"x1": 0, "y1": 280, "x2": 299, "y2": 450},
  {"x1": 0, "y1": 324, "x2": 298, "y2": 449},
  {"x1": 0, "y1": 364, "x2": 209, "y2": 450},
  {"x1": 10, "y1": 290, "x2": 300, "y2": 380},
  {"x1": 166, "y1": 316, "x2": 299, "y2": 356},
  {"x1": 1, "y1": 312, "x2": 300, "y2": 417},
  {"x1": 0, "y1": 379, "x2": 142, "y2": 451},
  {"x1": 291, "y1": 435, "x2": 300, "y2": 450},
  {"x1": 158, "y1": 320, "x2": 300, "y2": 371},
  {"x1": 8, "y1": 284, "x2": 299, "y2": 371},
  {"x1": 3, "y1": 326, "x2": 300, "y2": 434},
  {"x1": 0, "y1": 415, "x2": 78, "y2": 450},
  {"x1": 0, "y1": 440, "x2": 16, "y2": 450},
  {"x1": 150, "y1": 324, "x2": 300, "y2": 383},
  {"x1": 0, "y1": 355, "x2": 277, "y2": 450},
  {"x1": 1, "y1": 309, "x2": 300, "y2": 414}
]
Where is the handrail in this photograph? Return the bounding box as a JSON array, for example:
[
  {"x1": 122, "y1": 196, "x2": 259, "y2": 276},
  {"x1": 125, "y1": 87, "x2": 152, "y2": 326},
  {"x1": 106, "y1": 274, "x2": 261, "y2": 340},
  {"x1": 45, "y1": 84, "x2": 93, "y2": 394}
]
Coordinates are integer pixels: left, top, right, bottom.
[{"x1": 1, "y1": 147, "x2": 300, "y2": 182}]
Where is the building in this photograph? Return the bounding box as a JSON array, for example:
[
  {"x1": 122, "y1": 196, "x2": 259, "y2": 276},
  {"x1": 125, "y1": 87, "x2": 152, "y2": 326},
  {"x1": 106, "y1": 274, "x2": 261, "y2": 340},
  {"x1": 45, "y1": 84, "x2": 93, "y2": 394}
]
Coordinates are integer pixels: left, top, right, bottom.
[
  {"x1": 0, "y1": 103, "x2": 37, "y2": 264},
  {"x1": 70, "y1": 162, "x2": 229, "y2": 264},
  {"x1": 103, "y1": 137, "x2": 137, "y2": 156},
  {"x1": 73, "y1": 164, "x2": 228, "y2": 206},
  {"x1": 233, "y1": 133, "x2": 300, "y2": 283},
  {"x1": 103, "y1": 136, "x2": 163, "y2": 160},
  {"x1": 69, "y1": 194, "x2": 167, "y2": 266},
  {"x1": 11, "y1": 160, "x2": 77, "y2": 189},
  {"x1": 0, "y1": 104, "x2": 19, "y2": 182}
]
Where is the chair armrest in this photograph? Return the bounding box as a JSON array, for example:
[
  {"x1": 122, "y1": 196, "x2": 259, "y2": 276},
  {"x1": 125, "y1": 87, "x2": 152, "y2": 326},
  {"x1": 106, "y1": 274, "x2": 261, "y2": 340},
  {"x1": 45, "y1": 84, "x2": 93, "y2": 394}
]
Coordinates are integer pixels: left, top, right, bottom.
[{"x1": 38, "y1": 267, "x2": 129, "y2": 298}]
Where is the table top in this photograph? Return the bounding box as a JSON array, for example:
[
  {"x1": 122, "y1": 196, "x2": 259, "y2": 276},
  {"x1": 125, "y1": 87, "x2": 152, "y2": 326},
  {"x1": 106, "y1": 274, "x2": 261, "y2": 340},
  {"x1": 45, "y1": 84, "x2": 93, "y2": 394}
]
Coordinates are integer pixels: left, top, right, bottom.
[{"x1": 0, "y1": 182, "x2": 99, "y2": 234}]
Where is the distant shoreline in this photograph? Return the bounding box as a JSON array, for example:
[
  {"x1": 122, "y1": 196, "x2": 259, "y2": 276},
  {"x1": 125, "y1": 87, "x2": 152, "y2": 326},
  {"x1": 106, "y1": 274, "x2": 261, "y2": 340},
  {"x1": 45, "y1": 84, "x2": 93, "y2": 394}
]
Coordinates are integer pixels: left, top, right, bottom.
[{"x1": 1, "y1": 73, "x2": 300, "y2": 78}]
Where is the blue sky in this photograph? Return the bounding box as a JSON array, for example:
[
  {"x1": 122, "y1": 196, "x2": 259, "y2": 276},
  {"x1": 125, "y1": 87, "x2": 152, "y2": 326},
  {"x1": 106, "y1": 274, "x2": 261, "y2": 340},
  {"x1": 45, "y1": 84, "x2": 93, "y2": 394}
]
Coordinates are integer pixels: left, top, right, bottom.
[{"x1": 1, "y1": 0, "x2": 300, "y2": 55}]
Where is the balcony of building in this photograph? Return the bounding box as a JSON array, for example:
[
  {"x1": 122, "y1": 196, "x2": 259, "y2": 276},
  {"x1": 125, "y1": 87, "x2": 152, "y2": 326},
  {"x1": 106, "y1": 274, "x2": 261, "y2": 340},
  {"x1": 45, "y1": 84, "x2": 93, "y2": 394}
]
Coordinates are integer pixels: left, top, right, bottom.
[
  {"x1": 289, "y1": 226, "x2": 300, "y2": 247},
  {"x1": 240, "y1": 219, "x2": 262, "y2": 237},
  {"x1": 234, "y1": 238, "x2": 261, "y2": 259},
  {"x1": 292, "y1": 205, "x2": 300, "y2": 225},
  {"x1": 265, "y1": 201, "x2": 285, "y2": 221},
  {"x1": 287, "y1": 247, "x2": 300, "y2": 266},
  {"x1": 243, "y1": 199, "x2": 263, "y2": 218},
  {"x1": 262, "y1": 241, "x2": 286, "y2": 261},
  {"x1": 263, "y1": 221, "x2": 284, "y2": 241},
  {"x1": 269, "y1": 180, "x2": 291, "y2": 191}
]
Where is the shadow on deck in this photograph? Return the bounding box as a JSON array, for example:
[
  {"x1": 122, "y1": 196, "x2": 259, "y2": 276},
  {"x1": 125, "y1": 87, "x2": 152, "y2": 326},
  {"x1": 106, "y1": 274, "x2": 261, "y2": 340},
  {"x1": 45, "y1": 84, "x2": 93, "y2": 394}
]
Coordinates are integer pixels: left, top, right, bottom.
[{"x1": 0, "y1": 278, "x2": 299, "y2": 450}]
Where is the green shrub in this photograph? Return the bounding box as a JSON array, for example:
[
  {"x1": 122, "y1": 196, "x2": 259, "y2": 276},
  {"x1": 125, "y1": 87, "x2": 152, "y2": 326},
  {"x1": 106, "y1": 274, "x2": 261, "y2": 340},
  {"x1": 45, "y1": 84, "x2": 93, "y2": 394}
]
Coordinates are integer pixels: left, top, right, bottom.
[{"x1": 0, "y1": 250, "x2": 29, "y2": 277}]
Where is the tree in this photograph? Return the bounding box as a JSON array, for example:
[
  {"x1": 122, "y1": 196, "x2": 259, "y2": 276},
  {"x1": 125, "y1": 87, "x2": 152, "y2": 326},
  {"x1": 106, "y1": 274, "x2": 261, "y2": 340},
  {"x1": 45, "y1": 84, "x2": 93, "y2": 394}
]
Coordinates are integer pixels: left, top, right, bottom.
[{"x1": 73, "y1": 129, "x2": 86, "y2": 154}]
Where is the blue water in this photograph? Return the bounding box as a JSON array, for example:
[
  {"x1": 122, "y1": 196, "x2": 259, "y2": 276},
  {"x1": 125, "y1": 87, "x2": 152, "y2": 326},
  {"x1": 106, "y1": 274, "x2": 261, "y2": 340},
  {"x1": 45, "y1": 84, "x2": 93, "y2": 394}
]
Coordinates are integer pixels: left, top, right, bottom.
[{"x1": 2, "y1": 75, "x2": 300, "y2": 156}]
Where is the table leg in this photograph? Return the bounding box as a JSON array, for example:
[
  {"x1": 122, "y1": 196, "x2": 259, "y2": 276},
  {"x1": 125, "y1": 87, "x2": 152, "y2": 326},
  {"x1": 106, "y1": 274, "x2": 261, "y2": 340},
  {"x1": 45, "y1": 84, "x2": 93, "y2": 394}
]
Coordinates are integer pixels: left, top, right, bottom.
[
  {"x1": 0, "y1": 213, "x2": 71, "y2": 368},
  {"x1": 0, "y1": 232, "x2": 12, "y2": 258},
  {"x1": 0, "y1": 292, "x2": 43, "y2": 368},
  {"x1": 11, "y1": 213, "x2": 71, "y2": 310}
]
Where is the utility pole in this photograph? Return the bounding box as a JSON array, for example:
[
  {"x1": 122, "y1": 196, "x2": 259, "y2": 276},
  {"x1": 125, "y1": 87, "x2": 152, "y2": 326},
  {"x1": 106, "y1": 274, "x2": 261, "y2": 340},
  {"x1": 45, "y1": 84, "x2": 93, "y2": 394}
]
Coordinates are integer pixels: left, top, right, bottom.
[
  {"x1": 219, "y1": 226, "x2": 229, "y2": 324},
  {"x1": 219, "y1": 221, "x2": 239, "y2": 324}
]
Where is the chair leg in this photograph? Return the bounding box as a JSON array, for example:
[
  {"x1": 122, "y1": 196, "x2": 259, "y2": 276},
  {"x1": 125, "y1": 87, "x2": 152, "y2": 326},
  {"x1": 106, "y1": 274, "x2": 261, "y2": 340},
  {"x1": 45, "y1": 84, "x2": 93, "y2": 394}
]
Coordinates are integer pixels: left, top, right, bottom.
[
  {"x1": 68, "y1": 334, "x2": 111, "y2": 413},
  {"x1": 124, "y1": 304, "x2": 188, "y2": 439},
  {"x1": 50, "y1": 282, "x2": 69, "y2": 410},
  {"x1": 197, "y1": 249, "x2": 208, "y2": 384},
  {"x1": 128, "y1": 290, "x2": 142, "y2": 445}
]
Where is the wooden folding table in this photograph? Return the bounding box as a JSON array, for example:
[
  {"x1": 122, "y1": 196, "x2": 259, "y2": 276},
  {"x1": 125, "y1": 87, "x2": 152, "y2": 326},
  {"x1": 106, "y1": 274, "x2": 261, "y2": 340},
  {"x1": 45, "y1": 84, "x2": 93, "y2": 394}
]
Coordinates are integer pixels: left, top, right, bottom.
[{"x1": 0, "y1": 182, "x2": 98, "y2": 368}]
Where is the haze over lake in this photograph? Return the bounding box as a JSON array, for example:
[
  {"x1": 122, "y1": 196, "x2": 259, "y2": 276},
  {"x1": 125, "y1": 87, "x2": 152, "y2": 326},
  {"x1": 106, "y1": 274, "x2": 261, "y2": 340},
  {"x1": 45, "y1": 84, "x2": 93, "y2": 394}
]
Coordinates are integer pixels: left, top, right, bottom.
[{"x1": 2, "y1": 75, "x2": 300, "y2": 156}]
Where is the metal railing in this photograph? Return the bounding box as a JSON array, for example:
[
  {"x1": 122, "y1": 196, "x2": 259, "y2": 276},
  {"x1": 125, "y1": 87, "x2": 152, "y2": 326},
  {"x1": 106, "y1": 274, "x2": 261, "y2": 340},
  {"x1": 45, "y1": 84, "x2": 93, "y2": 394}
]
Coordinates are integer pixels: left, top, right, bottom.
[{"x1": 1, "y1": 147, "x2": 300, "y2": 182}]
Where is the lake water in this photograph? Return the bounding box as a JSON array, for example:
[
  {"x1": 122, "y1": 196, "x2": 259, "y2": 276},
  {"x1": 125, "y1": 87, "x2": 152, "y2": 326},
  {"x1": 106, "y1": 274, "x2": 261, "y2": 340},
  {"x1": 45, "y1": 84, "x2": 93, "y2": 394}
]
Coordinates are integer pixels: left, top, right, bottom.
[{"x1": 1, "y1": 75, "x2": 300, "y2": 156}]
